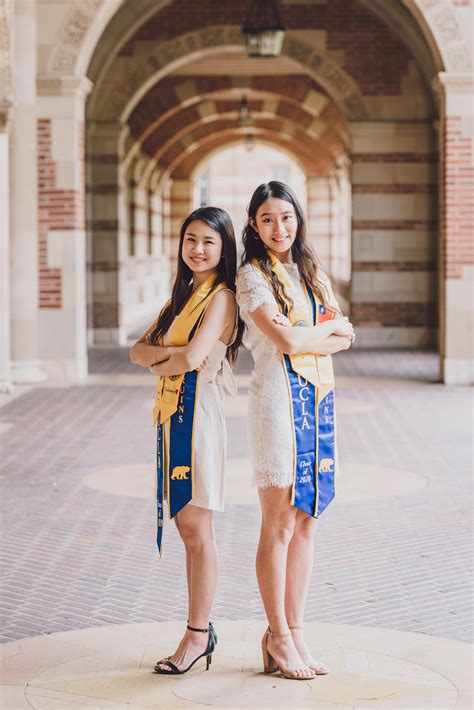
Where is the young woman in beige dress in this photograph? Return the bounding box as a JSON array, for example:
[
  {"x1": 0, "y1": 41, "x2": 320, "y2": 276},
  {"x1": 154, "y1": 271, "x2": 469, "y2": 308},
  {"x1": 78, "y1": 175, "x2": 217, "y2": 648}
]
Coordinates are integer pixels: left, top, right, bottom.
[{"x1": 130, "y1": 207, "x2": 242, "y2": 675}]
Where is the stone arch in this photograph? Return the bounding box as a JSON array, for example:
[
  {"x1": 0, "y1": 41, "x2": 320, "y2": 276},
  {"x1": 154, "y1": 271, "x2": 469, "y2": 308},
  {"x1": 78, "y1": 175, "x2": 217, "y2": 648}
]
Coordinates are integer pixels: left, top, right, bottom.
[
  {"x1": 50, "y1": 0, "x2": 471, "y2": 89},
  {"x1": 125, "y1": 95, "x2": 347, "y2": 175},
  {"x1": 159, "y1": 127, "x2": 325, "y2": 186},
  {"x1": 0, "y1": 0, "x2": 12, "y2": 112},
  {"x1": 161, "y1": 123, "x2": 336, "y2": 178},
  {"x1": 182, "y1": 137, "x2": 310, "y2": 185},
  {"x1": 403, "y1": 0, "x2": 471, "y2": 72},
  {"x1": 125, "y1": 76, "x2": 348, "y2": 176},
  {"x1": 87, "y1": 27, "x2": 369, "y2": 123},
  {"x1": 49, "y1": 0, "x2": 123, "y2": 74}
]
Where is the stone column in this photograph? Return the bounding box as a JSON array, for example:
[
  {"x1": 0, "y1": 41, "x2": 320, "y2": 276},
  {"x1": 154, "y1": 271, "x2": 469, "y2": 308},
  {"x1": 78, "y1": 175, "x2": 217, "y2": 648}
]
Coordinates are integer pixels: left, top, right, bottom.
[
  {"x1": 36, "y1": 76, "x2": 92, "y2": 379},
  {"x1": 9, "y1": 0, "x2": 46, "y2": 383},
  {"x1": 349, "y1": 121, "x2": 438, "y2": 349},
  {"x1": 433, "y1": 73, "x2": 474, "y2": 385},
  {"x1": 151, "y1": 188, "x2": 171, "y2": 302},
  {"x1": 328, "y1": 173, "x2": 339, "y2": 277},
  {"x1": 87, "y1": 121, "x2": 123, "y2": 345},
  {"x1": 306, "y1": 177, "x2": 331, "y2": 271},
  {"x1": 0, "y1": 101, "x2": 12, "y2": 392},
  {"x1": 169, "y1": 177, "x2": 192, "y2": 277}
]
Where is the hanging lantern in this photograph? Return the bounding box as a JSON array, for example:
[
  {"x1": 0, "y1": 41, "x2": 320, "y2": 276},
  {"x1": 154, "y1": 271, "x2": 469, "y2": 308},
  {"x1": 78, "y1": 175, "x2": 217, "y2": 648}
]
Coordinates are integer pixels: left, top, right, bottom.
[
  {"x1": 242, "y1": 0, "x2": 286, "y2": 58},
  {"x1": 238, "y1": 96, "x2": 251, "y2": 126}
]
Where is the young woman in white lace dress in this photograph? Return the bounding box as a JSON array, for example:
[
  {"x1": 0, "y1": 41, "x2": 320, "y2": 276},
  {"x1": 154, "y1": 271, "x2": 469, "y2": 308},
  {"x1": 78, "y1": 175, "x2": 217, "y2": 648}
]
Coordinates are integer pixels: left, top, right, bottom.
[{"x1": 236, "y1": 182, "x2": 355, "y2": 681}]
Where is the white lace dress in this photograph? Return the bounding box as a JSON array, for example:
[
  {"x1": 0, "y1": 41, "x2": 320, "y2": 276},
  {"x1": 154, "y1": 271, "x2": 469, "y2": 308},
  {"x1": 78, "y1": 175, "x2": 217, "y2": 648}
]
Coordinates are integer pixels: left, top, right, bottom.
[{"x1": 235, "y1": 262, "x2": 339, "y2": 489}]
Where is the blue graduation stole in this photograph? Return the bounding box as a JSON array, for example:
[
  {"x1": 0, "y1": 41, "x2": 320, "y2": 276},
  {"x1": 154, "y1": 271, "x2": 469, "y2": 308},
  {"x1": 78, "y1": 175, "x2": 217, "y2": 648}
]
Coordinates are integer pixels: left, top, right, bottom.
[
  {"x1": 155, "y1": 317, "x2": 203, "y2": 557},
  {"x1": 283, "y1": 289, "x2": 336, "y2": 518},
  {"x1": 154, "y1": 276, "x2": 228, "y2": 556},
  {"x1": 156, "y1": 368, "x2": 200, "y2": 556}
]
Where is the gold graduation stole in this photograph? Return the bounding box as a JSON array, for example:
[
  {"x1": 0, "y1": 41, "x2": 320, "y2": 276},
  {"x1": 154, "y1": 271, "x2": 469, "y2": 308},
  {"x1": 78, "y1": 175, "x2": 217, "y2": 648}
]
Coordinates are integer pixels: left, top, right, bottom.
[
  {"x1": 252, "y1": 253, "x2": 337, "y2": 518},
  {"x1": 153, "y1": 273, "x2": 228, "y2": 555},
  {"x1": 152, "y1": 273, "x2": 226, "y2": 426}
]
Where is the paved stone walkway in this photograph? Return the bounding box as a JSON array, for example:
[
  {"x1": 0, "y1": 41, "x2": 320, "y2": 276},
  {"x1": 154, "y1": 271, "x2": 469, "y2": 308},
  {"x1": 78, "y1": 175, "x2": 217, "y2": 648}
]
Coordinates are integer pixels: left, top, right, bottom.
[
  {"x1": 1, "y1": 348, "x2": 472, "y2": 646},
  {"x1": 1, "y1": 347, "x2": 473, "y2": 708}
]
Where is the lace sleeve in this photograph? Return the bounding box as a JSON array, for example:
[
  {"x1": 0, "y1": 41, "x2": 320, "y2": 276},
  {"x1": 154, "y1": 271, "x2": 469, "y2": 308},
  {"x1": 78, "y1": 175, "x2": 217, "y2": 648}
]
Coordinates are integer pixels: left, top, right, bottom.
[{"x1": 236, "y1": 263, "x2": 277, "y2": 315}]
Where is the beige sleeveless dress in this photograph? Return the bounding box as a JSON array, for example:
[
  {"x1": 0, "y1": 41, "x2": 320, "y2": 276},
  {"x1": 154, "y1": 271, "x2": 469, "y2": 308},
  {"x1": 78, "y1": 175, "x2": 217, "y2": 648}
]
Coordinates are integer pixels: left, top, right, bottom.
[{"x1": 161, "y1": 300, "x2": 237, "y2": 512}]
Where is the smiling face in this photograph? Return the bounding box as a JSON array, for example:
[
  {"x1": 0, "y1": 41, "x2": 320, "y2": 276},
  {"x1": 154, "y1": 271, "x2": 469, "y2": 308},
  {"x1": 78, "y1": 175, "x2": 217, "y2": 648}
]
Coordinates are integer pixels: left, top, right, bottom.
[
  {"x1": 181, "y1": 219, "x2": 223, "y2": 278},
  {"x1": 251, "y1": 197, "x2": 298, "y2": 258}
]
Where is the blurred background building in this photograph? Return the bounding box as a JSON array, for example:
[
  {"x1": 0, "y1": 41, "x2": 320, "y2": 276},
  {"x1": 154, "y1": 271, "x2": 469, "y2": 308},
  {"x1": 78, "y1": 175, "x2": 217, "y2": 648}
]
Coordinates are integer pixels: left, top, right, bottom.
[{"x1": 0, "y1": 0, "x2": 472, "y2": 388}]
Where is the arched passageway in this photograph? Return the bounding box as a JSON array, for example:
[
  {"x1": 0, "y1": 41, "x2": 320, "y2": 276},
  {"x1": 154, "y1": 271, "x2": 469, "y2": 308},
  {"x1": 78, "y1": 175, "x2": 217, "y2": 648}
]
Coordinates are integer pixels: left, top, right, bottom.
[
  {"x1": 191, "y1": 143, "x2": 308, "y2": 244},
  {"x1": 2, "y1": 0, "x2": 473, "y2": 385},
  {"x1": 84, "y1": 1, "x2": 439, "y2": 354}
]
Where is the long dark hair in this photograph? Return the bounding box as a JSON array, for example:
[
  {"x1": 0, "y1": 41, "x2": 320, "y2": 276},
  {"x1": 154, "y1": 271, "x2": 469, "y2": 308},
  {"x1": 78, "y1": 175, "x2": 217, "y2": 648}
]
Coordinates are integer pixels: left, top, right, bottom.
[
  {"x1": 241, "y1": 181, "x2": 331, "y2": 312},
  {"x1": 150, "y1": 206, "x2": 243, "y2": 362}
]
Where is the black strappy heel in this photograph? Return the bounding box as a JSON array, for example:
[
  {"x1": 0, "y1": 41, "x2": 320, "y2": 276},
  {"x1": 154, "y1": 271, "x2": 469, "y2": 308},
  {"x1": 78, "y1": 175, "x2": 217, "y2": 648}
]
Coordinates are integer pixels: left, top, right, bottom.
[{"x1": 154, "y1": 623, "x2": 217, "y2": 675}]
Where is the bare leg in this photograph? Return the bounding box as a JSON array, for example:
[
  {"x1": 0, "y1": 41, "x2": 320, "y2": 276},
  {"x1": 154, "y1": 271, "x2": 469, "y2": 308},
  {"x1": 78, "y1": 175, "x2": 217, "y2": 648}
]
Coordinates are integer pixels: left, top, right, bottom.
[
  {"x1": 256, "y1": 486, "x2": 314, "y2": 679},
  {"x1": 175, "y1": 516, "x2": 192, "y2": 611},
  {"x1": 156, "y1": 505, "x2": 218, "y2": 672},
  {"x1": 285, "y1": 509, "x2": 328, "y2": 674}
]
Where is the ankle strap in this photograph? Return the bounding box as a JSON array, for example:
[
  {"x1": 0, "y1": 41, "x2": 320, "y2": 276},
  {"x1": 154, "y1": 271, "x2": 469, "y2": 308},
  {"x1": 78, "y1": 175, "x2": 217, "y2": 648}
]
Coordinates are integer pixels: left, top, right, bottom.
[
  {"x1": 268, "y1": 627, "x2": 290, "y2": 638},
  {"x1": 187, "y1": 624, "x2": 209, "y2": 633},
  {"x1": 288, "y1": 625, "x2": 302, "y2": 630}
]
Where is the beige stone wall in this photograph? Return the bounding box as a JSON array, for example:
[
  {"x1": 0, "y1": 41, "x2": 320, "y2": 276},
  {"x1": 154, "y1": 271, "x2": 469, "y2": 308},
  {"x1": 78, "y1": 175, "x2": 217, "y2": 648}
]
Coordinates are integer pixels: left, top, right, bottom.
[{"x1": 350, "y1": 121, "x2": 438, "y2": 348}]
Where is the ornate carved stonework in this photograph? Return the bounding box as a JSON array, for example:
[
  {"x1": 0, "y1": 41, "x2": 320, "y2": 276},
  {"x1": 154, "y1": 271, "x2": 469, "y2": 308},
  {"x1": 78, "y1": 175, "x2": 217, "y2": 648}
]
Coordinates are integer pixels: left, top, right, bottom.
[
  {"x1": 411, "y1": 0, "x2": 472, "y2": 70},
  {"x1": 446, "y1": 47, "x2": 471, "y2": 72},
  {"x1": 52, "y1": 50, "x2": 76, "y2": 72},
  {"x1": 416, "y1": 0, "x2": 442, "y2": 11},
  {"x1": 430, "y1": 7, "x2": 463, "y2": 43},
  {"x1": 0, "y1": 0, "x2": 12, "y2": 101},
  {"x1": 98, "y1": 26, "x2": 369, "y2": 122},
  {"x1": 51, "y1": 0, "x2": 107, "y2": 72}
]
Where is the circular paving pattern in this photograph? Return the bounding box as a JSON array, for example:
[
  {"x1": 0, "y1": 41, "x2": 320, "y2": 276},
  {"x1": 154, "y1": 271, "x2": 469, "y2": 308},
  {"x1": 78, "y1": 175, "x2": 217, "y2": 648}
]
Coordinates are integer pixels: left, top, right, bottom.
[
  {"x1": 144, "y1": 393, "x2": 379, "y2": 418},
  {"x1": 83, "y1": 459, "x2": 427, "y2": 506},
  {"x1": 1, "y1": 621, "x2": 470, "y2": 709}
]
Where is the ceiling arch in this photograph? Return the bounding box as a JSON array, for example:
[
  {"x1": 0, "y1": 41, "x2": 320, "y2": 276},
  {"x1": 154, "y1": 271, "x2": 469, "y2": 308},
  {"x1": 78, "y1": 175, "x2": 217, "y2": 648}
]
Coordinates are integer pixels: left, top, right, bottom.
[
  {"x1": 182, "y1": 137, "x2": 311, "y2": 184},
  {"x1": 87, "y1": 26, "x2": 369, "y2": 123},
  {"x1": 126, "y1": 74, "x2": 343, "y2": 143},
  {"x1": 163, "y1": 124, "x2": 334, "y2": 180},
  {"x1": 124, "y1": 78, "x2": 348, "y2": 166},
  {"x1": 52, "y1": 0, "x2": 472, "y2": 99}
]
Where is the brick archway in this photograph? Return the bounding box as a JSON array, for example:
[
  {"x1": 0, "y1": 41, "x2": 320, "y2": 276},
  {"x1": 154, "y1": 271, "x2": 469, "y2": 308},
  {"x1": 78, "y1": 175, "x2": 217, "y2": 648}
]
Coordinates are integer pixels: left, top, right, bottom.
[
  {"x1": 48, "y1": 0, "x2": 471, "y2": 85},
  {"x1": 86, "y1": 27, "x2": 368, "y2": 124},
  {"x1": 36, "y1": 0, "x2": 472, "y2": 381}
]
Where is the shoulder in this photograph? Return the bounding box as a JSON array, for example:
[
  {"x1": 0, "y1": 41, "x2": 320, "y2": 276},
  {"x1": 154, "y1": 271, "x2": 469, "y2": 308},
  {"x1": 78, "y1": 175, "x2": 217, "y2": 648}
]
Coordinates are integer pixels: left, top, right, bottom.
[
  {"x1": 317, "y1": 265, "x2": 330, "y2": 284},
  {"x1": 236, "y1": 262, "x2": 269, "y2": 288},
  {"x1": 317, "y1": 266, "x2": 332, "y2": 296},
  {"x1": 205, "y1": 287, "x2": 236, "y2": 319},
  {"x1": 236, "y1": 262, "x2": 276, "y2": 314},
  {"x1": 211, "y1": 288, "x2": 236, "y2": 308}
]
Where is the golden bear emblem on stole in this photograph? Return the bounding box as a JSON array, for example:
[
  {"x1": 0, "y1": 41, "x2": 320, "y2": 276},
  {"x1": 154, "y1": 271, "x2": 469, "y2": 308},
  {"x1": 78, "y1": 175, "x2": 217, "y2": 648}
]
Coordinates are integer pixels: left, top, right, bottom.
[
  {"x1": 319, "y1": 458, "x2": 334, "y2": 473},
  {"x1": 171, "y1": 465, "x2": 191, "y2": 480}
]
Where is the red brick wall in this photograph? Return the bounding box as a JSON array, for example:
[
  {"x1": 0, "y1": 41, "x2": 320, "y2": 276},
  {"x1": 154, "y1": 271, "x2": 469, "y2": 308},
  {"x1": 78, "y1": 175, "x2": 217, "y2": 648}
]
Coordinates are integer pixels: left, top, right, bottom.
[
  {"x1": 443, "y1": 116, "x2": 474, "y2": 279},
  {"x1": 37, "y1": 119, "x2": 84, "y2": 309}
]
